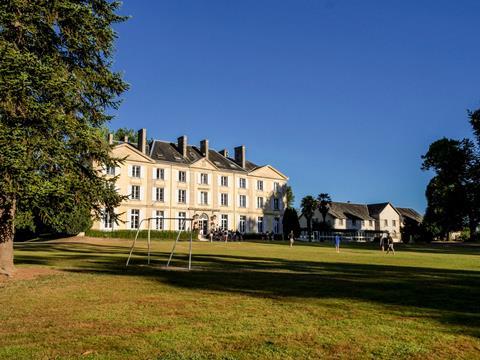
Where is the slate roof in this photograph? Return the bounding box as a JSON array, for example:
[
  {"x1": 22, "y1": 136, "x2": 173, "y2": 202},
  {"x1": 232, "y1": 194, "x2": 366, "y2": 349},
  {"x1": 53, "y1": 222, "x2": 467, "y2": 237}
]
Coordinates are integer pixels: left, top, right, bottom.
[
  {"x1": 209, "y1": 150, "x2": 246, "y2": 171},
  {"x1": 328, "y1": 202, "x2": 375, "y2": 221},
  {"x1": 367, "y1": 203, "x2": 390, "y2": 217},
  {"x1": 149, "y1": 141, "x2": 189, "y2": 164},
  {"x1": 397, "y1": 207, "x2": 423, "y2": 223},
  {"x1": 148, "y1": 140, "x2": 258, "y2": 172},
  {"x1": 244, "y1": 160, "x2": 259, "y2": 172},
  {"x1": 301, "y1": 201, "x2": 420, "y2": 222}
]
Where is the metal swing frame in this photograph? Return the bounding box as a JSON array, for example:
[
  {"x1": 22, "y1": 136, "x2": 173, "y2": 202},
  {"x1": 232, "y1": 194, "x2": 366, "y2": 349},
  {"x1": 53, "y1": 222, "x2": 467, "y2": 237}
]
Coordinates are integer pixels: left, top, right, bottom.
[{"x1": 126, "y1": 217, "x2": 195, "y2": 270}]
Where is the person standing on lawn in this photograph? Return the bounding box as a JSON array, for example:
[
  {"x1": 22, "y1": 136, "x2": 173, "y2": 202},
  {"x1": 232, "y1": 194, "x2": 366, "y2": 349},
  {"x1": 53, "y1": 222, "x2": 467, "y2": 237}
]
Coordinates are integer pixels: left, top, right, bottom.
[
  {"x1": 335, "y1": 234, "x2": 341, "y2": 253},
  {"x1": 289, "y1": 230, "x2": 295, "y2": 247}
]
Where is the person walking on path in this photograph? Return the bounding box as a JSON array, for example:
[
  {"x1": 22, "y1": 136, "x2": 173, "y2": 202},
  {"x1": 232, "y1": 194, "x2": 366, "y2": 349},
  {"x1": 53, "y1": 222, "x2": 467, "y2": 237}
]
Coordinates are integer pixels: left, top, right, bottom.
[
  {"x1": 289, "y1": 230, "x2": 295, "y2": 247},
  {"x1": 334, "y1": 234, "x2": 341, "y2": 253},
  {"x1": 386, "y1": 234, "x2": 395, "y2": 255}
]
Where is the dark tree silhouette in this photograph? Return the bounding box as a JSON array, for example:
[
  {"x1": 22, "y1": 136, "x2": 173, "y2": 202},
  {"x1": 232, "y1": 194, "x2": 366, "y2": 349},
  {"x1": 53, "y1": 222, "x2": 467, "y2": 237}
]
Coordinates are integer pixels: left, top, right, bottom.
[
  {"x1": 317, "y1": 193, "x2": 332, "y2": 224},
  {"x1": 301, "y1": 196, "x2": 318, "y2": 242}
]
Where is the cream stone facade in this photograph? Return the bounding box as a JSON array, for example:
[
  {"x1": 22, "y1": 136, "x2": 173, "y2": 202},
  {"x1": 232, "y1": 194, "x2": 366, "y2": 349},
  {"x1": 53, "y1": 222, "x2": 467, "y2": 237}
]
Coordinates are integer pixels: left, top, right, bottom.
[{"x1": 92, "y1": 129, "x2": 288, "y2": 235}]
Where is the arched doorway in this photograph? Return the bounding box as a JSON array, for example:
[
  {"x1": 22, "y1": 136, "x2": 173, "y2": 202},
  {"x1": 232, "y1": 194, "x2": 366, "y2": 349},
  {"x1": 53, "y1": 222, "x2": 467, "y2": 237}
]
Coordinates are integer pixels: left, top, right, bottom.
[{"x1": 198, "y1": 213, "x2": 209, "y2": 237}]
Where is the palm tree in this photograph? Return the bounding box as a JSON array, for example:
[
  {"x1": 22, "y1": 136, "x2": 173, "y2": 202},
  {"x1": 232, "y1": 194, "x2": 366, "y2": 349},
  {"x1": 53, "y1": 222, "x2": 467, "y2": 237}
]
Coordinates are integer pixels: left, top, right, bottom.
[
  {"x1": 301, "y1": 195, "x2": 318, "y2": 242},
  {"x1": 317, "y1": 193, "x2": 332, "y2": 225}
]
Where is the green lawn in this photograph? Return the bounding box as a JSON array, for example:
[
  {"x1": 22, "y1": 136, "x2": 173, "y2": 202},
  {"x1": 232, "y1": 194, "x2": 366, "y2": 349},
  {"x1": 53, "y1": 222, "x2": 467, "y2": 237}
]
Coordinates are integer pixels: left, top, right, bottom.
[{"x1": 1, "y1": 238, "x2": 479, "y2": 359}]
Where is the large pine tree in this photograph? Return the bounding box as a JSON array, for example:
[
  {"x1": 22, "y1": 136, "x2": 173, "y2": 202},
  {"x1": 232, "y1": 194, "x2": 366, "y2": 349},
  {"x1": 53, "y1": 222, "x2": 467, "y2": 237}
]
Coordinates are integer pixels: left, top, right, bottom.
[{"x1": 0, "y1": 0, "x2": 128, "y2": 276}]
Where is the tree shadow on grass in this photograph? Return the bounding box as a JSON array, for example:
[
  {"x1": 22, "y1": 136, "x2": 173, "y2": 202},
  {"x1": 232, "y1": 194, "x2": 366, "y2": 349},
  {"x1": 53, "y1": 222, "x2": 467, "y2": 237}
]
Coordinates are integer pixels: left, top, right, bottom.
[{"x1": 14, "y1": 240, "x2": 480, "y2": 338}]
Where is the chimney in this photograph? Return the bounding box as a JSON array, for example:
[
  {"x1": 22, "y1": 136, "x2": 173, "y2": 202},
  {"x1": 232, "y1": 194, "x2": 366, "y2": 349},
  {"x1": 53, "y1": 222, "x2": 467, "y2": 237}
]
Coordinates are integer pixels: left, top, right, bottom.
[
  {"x1": 137, "y1": 128, "x2": 147, "y2": 154},
  {"x1": 108, "y1": 133, "x2": 114, "y2": 145},
  {"x1": 177, "y1": 135, "x2": 187, "y2": 157},
  {"x1": 123, "y1": 135, "x2": 129, "y2": 143},
  {"x1": 200, "y1": 139, "x2": 209, "y2": 159},
  {"x1": 234, "y1": 145, "x2": 246, "y2": 168},
  {"x1": 219, "y1": 149, "x2": 228, "y2": 157}
]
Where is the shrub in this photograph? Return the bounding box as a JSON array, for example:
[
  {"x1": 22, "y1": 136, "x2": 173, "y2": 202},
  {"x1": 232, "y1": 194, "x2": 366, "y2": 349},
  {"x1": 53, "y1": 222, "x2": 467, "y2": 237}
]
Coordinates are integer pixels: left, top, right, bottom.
[{"x1": 85, "y1": 229, "x2": 198, "y2": 241}]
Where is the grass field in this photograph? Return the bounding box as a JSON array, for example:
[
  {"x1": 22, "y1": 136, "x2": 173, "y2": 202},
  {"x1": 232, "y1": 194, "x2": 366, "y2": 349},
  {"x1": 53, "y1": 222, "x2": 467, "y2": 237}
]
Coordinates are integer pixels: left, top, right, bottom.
[{"x1": 1, "y1": 238, "x2": 479, "y2": 359}]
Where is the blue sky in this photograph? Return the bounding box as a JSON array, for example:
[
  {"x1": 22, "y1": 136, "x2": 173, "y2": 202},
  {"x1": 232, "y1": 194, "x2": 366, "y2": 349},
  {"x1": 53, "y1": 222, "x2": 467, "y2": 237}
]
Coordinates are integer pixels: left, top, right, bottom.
[{"x1": 110, "y1": 1, "x2": 480, "y2": 213}]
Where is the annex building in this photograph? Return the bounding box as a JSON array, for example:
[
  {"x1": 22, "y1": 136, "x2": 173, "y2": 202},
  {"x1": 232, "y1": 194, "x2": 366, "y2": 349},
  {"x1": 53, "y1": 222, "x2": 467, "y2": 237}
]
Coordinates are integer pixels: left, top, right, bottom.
[
  {"x1": 299, "y1": 202, "x2": 423, "y2": 242},
  {"x1": 92, "y1": 129, "x2": 289, "y2": 235}
]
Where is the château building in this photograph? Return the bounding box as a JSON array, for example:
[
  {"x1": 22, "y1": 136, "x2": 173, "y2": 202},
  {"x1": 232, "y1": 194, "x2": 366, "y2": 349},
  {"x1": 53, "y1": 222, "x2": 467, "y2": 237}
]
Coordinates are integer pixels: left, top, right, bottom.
[{"x1": 91, "y1": 129, "x2": 289, "y2": 235}]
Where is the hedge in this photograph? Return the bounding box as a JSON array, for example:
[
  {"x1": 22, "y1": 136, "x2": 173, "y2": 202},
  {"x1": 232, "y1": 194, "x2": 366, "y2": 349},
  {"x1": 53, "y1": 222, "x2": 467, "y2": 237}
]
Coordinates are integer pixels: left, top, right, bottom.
[{"x1": 85, "y1": 229, "x2": 198, "y2": 240}]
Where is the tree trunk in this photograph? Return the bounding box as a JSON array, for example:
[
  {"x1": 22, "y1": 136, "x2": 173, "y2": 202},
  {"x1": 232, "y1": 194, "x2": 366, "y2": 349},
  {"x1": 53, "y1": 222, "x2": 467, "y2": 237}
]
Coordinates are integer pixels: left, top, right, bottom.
[{"x1": 0, "y1": 196, "x2": 16, "y2": 277}]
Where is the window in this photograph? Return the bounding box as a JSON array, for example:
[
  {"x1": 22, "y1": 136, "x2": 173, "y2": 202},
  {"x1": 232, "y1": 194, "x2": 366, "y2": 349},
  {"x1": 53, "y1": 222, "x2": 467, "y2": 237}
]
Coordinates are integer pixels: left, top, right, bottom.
[
  {"x1": 106, "y1": 166, "x2": 115, "y2": 176},
  {"x1": 200, "y1": 173, "x2": 209, "y2": 185},
  {"x1": 178, "y1": 212, "x2": 186, "y2": 230},
  {"x1": 361, "y1": 220, "x2": 365, "y2": 227},
  {"x1": 178, "y1": 189, "x2": 186, "y2": 204},
  {"x1": 273, "y1": 182, "x2": 280, "y2": 192},
  {"x1": 155, "y1": 187, "x2": 164, "y2": 202},
  {"x1": 239, "y1": 178, "x2": 246, "y2": 189},
  {"x1": 155, "y1": 210, "x2": 164, "y2": 230},
  {"x1": 340, "y1": 219, "x2": 344, "y2": 226},
  {"x1": 369, "y1": 220, "x2": 373, "y2": 227},
  {"x1": 221, "y1": 214, "x2": 228, "y2": 230},
  {"x1": 257, "y1": 197, "x2": 264, "y2": 209},
  {"x1": 257, "y1": 217, "x2": 264, "y2": 233},
  {"x1": 131, "y1": 185, "x2": 140, "y2": 200},
  {"x1": 221, "y1": 176, "x2": 228, "y2": 187},
  {"x1": 103, "y1": 211, "x2": 113, "y2": 229},
  {"x1": 273, "y1": 198, "x2": 280, "y2": 210},
  {"x1": 221, "y1": 193, "x2": 228, "y2": 206},
  {"x1": 384, "y1": 219, "x2": 388, "y2": 227},
  {"x1": 132, "y1": 165, "x2": 141, "y2": 178},
  {"x1": 239, "y1": 195, "x2": 247, "y2": 208},
  {"x1": 257, "y1": 180, "x2": 264, "y2": 191},
  {"x1": 239, "y1": 215, "x2": 246, "y2": 233},
  {"x1": 155, "y1": 168, "x2": 165, "y2": 180},
  {"x1": 130, "y1": 209, "x2": 140, "y2": 229},
  {"x1": 178, "y1": 170, "x2": 186, "y2": 182},
  {"x1": 392, "y1": 219, "x2": 397, "y2": 227},
  {"x1": 274, "y1": 217, "x2": 280, "y2": 234},
  {"x1": 351, "y1": 219, "x2": 357, "y2": 226},
  {"x1": 200, "y1": 191, "x2": 208, "y2": 205}
]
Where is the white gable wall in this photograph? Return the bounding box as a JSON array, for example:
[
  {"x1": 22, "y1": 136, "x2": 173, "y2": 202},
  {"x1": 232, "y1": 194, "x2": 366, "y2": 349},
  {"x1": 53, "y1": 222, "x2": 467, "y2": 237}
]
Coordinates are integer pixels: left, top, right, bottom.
[{"x1": 377, "y1": 204, "x2": 401, "y2": 239}]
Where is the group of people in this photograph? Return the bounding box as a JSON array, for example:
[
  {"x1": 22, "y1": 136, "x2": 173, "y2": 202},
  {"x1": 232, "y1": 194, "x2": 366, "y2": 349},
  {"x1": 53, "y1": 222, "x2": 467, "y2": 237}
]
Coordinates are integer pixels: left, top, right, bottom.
[
  {"x1": 287, "y1": 231, "x2": 396, "y2": 254},
  {"x1": 208, "y1": 229, "x2": 244, "y2": 242},
  {"x1": 260, "y1": 231, "x2": 276, "y2": 241},
  {"x1": 380, "y1": 232, "x2": 395, "y2": 254}
]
